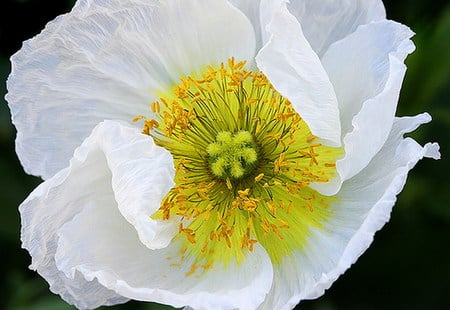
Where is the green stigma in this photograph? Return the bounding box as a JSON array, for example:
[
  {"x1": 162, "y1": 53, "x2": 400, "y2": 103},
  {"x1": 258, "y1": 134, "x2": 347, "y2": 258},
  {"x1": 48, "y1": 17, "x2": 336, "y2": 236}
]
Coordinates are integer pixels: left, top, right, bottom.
[{"x1": 207, "y1": 131, "x2": 258, "y2": 179}]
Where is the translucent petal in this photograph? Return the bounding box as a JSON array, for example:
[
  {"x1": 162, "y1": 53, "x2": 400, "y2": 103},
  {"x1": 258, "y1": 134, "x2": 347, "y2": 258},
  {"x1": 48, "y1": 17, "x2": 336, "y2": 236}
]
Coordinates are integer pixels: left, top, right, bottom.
[
  {"x1": 7, "y1": 0, "x2": 255, "y2": 179},
  {"x1": 56, "y1": 197, "x2": 273, "y2": 310},
  {"x1": 258, "y1": 113, "x2": 439, "y2": 309},
  {"x1": 256, "y1": 2, "x2": 341, "y2": 147},
  {"x1": 20, "y1": 121, "x2": 175, "y2": 308},
  {"x1": 20, "y1": 120, "x2": 273, "y2": 309},
  {"x1": 100, "y1": 124, "x2": 177, "y2": 249},
  {"x1": 321, "y1": 20, "x2": 415, "y2": 186},
  {"x1": 228, "y1": 0, "x2": 264, "y2": 49},
  {"x1": 288, "y1": 0, "x2": 386, "y2": 57},
  {"x1": 228, "y1": 0, "x2": 284, "y2": 51}
]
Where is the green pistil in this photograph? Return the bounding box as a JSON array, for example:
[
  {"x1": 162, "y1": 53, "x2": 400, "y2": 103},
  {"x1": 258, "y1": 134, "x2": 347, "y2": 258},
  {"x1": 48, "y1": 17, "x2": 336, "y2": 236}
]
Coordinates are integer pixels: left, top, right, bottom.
[{"x1": 207, "y1": 131, "x2": 258, "y2": 180}]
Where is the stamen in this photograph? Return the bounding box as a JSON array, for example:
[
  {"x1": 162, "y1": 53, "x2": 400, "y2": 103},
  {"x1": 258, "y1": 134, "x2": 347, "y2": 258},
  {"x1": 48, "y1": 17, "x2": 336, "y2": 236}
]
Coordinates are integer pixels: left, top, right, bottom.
[{"x1": 136, "y1": 57, "x2": 343, "y2": 272}]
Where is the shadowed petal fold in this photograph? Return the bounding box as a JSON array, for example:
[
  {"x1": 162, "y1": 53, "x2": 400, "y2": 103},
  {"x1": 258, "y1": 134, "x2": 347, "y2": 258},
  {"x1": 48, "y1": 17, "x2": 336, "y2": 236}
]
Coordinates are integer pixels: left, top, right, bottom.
[
  {"x1": 20, "y1": 121, "x2": 174, "y2": 308},
  {"x1": 287, "y1": 0, "x2": 386, "y2": 57},
  {"x1": 321, "y1": 20, "x2": 415, "y2": 184},
  {"x1": 20, "y1": 120, "x2": 273, "y2": 309},
  {"x1": 258, "y1": 114, "x2": 439, "y2": 310},
  {"x1": 56, "y1": 201, "x2": 273, "y2": 310},
  {"x1": 256, "y1": 2, "x2": 341, "y2": 148}
]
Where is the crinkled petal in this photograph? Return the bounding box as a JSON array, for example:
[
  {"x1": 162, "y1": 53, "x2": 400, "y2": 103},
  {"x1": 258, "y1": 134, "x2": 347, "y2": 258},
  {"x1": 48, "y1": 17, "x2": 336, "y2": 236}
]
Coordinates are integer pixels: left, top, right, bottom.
[
  {"x1": 258, "y1": 113, "x2": 439, "y2": 309},
  {"x1": 287, "y1": 0, "x2": 386, "y2": 57},
  {"x1": 7, "y1": 0, "x2": 255, "y2": 179},
  {"x1": 20, "y1": 120, "x2": 176, "y2": 308},
  {"x1": 321, "y1": 20, "x2": 415, "y2": 187},
  {"x1": 56, "y1": 196, "x2": 273, "y2": 310},
  {"x1": 20, "y1": 120, "x2": 273, "y2": 310},
  {"x1": 99, "y1": 123, "x2": 177, "y2": 249},
  {"x1": 256, "y1": 1, "x2": 341, "y2": 147}
]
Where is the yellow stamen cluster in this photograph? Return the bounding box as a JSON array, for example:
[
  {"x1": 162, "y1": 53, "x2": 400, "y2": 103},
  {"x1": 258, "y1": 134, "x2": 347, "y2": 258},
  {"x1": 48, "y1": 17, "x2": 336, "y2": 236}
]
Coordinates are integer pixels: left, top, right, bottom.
[{"x1": 136, "y1": 57, "x2": 343, "y2": 275}]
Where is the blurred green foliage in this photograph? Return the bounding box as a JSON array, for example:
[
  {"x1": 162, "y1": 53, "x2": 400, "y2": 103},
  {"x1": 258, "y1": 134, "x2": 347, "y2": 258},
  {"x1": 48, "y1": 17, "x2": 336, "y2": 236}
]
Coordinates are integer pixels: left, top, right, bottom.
[{"x1": 1, "y1": 0, "x2": 449, "y2": 309}]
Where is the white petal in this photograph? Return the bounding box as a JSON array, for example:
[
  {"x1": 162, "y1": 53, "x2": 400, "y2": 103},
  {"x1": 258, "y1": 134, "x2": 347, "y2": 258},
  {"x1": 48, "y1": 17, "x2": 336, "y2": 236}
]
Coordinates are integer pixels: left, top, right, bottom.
[
  {"x1": 98, "y1": 124, "x2": 177, "y2": 249},
  {"x1": 322, "y1": 21, "x2": 414, "y2": 136},
  {"x1": 228, "y1": 0, "x2": 285, "y2": 51},
  {"x1": 56, "y1": 195, "x2": 273, "y2": 310},
  {"x1": 7, "y1": 0, "x2": 255, "y2": 179},
  {"x1": 288, "y1": 0, "x2": 386, "y2": 57},
  {"x1": 20, "y1": 121, "x2": 175, "y2": 309},
  {"x1": 228, "y1": 0, "x2": 263, "y2": 49},
  {"x1": 321, "y1": 20, "x2": 415, "y2": 186},
  {"x1": 20, "y1": 120, "x2": 273, "y2": 309},
  {"x1": 259, "y1": 113, "x2": 439, "y2": 309},
  {"x1": 256, "y1": 2, "x2": 341, "y2": 147}
]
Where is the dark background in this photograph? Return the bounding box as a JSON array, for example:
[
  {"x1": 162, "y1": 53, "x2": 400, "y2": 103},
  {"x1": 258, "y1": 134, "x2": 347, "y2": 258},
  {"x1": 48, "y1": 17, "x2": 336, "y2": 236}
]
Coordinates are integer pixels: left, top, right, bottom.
[{"x1": 1, "y1": 0, "x2": 449, "y2": 309}]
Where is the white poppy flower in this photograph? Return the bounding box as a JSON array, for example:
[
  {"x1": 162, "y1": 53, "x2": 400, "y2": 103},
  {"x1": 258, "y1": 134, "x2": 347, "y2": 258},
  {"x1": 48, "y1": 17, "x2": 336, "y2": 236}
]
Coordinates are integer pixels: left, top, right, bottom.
[{"x1": 6, "y1": 1, "x2": 440, "y2": 309}]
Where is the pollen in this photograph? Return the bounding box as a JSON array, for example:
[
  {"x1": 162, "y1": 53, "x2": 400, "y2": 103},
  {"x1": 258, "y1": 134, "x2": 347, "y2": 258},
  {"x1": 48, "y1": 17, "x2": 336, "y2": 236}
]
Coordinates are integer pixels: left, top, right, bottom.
[{"x1": 137, "y1": 57, "x2": 343, "y2": 274}]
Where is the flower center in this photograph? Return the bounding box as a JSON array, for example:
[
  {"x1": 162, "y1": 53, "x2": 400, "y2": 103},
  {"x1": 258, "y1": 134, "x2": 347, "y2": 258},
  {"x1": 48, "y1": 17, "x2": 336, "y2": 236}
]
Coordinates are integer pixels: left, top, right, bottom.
[
  {"x1": 207, "y1": 131, "x2": 258, "y2": 180},
  {"x1": 136, "y1": 58, "x2": 343, "y2": 276}
]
